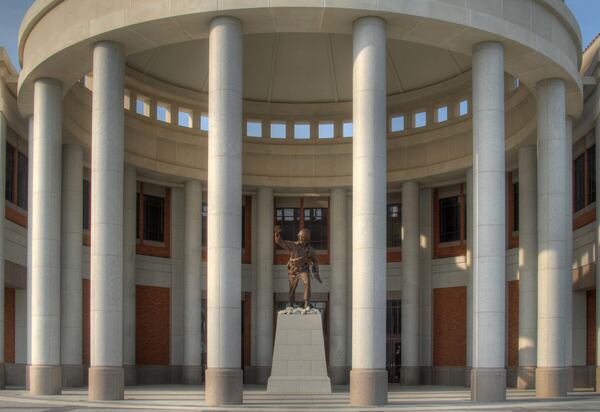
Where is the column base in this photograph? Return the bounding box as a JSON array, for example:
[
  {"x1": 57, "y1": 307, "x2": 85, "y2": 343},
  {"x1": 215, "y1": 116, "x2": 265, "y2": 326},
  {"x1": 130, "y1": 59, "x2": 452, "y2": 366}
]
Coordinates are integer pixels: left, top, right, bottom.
[
  {"x1": 124, "y1": 364, "x2": 136, "y2": 386},
  {"x1": 517, "y1": 366, "x2": 536, "y2": 389},
  {"x1": 470, "y1": 367, "x2": 506, "y2": 402},
  {"x1": 30, "y1": 365, "x2": 62, "y2": 395},
  {"x1": 350, "y1": 368, "x2": 388, "y2": 406},
  {"x1": 61, "y1": 364, "x2": 84, "y2": 388},
  {"x1": 253, "y1": 366, "x2": 271, "y2": 385},
  {"x1": 464, "y1": 367, "x2": 472, "y2": 388},
  {"x1": 329, "y1": 366, "x2": 350, "y2": 385},
  {"x1": 400, "y1": 366, "x2": 420, "y2": 386},
  {"x1": 183, "y1": 365, "x2": 203, "y2": 385},
  {"x1": 25, "y1": 364, "x2": 29, "y2": 390},
  {"x1": 536, "y1": 367, "x2": 567, "y2": 398},
  {"x1": 88, "y1": 366, "x2": 124, "y2": 400},
  {"x1": 420, "y1": 366, "x2": 433, "y2": 385},
  {"x1": 205, "y1": 368, "x2": 243, "y2": 406},
  {"x1": 0, "y1": 363, "x2": 5, "y2": 389}
]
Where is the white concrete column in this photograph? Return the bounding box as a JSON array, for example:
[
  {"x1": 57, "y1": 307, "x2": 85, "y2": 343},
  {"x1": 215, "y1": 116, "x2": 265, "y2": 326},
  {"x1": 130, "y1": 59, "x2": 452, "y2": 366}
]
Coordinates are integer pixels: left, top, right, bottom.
[
  {"x1": 536, "y1": 78, "x2": 568, "y2": 398},
  {"x1": 470, "y1": 41, "x2": 506, "y2": 402},
  {"x1": 350, "y1": 16, "x2": 387, "y2": 406},
  {"x1": 596, "y1": 117, "x2": 600, "y2": 393},
  {"x1": 30, "y1": 78, "x2": 63, "y2": 395},
  {"x1": 0, "y1": 113, "x2": 6, "y2": 389},
  {"x1": 401, "y1": 181, "x2": 419, "y2": 385},
  {"x1": 122, "y1": 165, "x2": 136, "y2": 385},
  {"x1": 89, "y1": 41, "x2": 125, "y2": 401},
  {"x1": 565, "y1": 117, "x2": 573, "y2": 391},
  {"x1": 26, "y1": 115, "x2": 33, "y2": 390},
  {"x1": 184, "y1": 180, "x2": 202, "y2": 384},
  {"x1": 466, "y1": 168, "x2": 473, "y2": 384},
  {"x1": 60, "y1": 144, "x2": 84, "y2": 388},
  {"x1": 330, "y1": 187, "x2": 348, "y2": 384},
  {"x1": 170, "y1": 187, "x2": 185, "y2": 380},
  {"x1": 255, "y1": 187, "x2": 273, "y2": 384},
  {"x1": 419, "y1": 188, "x2": 433, "y2": 384},
  {"x1": 206, "y1": 16, "x2": 243, "y2": 406},
  {"x1": 517, "y1": 145, "x2": 538, "y2": 389}
]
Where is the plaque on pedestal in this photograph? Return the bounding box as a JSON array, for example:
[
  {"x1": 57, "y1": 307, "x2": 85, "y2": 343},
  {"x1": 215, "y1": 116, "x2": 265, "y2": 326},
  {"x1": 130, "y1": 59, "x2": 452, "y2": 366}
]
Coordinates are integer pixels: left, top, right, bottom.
[{"x1": 267, "y1": 308, "x2": 332, "y2": 394}]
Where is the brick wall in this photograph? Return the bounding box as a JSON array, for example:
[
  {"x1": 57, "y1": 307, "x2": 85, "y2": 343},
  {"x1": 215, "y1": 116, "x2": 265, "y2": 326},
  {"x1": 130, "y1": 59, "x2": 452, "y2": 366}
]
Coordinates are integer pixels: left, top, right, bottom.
[
  {"x1": 83, "y1": 279, "x2": 90, "y2": 365},
  {"x1": 4, "y1": 288, "x2": 14, "y2": 363},
  {"x1": 588, "y1": 289, "x2": 596, "y2": 366},
  {"x1": 433, "y1": 286, "x2": 466, "y2": 366},
  {"x1": 136, "y1": 285, "x2": 170, "y2": 365},
  {"x1": 507, "y1": 280, "x2": 519, "y2": 367}
]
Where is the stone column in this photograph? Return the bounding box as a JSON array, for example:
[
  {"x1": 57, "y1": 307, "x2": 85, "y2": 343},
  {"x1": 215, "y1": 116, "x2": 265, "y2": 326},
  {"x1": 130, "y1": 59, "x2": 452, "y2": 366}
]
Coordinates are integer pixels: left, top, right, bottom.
[
  {"x1": 401, "y1": 181, "x2": 419, "y2": 385},
  {"x1": 466, "y1": 168, "x2": 473, "y2": 385},
  {"x1": 89, "y1": 41, "x2": 125, "y2": 401},
  {"x1": 330, "y1": 187, "x2": 348, "y2": 384},
  {"x1": 517, "y1": 145, "x2": 538, "y2": 389},
  {"x1": 596, "y1": 117, "x2": 600, "y2": 393},
  {"x1": 470, "y1": 41, "x2": 506, "y2": 402},
  {"x1": 26, "y1": 115, "x2": 33, "y2": 390},
  {"x1": 184, "y1": 180, "x2": 202, "y2": 384},
  {"x1": 30, "y1": 78, "x2": 63, "y2": 395},
  {"x1": 0, "y1": 113, "x2": 6, "y2": 389},
  {"x1": 565, "y1": 117, "x2": 573, "y2": 391},
  {"x1": 206, "y1": 16, "x2": 243, "y2": 406},
  {"x1": 122, "y1": 165, "x2": 136, "y2": 385},
  {"x1": 419, "y1": 188, "x2": 433, "y2": 384},
  {"x1": 60, "y1": 144, "x2": 84, "y2": 387},
  {"x1": 536, "y1": 78, "x2": 568, "y2": 398},
  {"x1": 350, "y1": 16, "x2": 388, "y2": 406},
  {"x1": 255, "y1": 187, "x2": 273, "y2": 384},
  {"x1": 170, "y1": 187, "x2": 185, "y2": 382}
]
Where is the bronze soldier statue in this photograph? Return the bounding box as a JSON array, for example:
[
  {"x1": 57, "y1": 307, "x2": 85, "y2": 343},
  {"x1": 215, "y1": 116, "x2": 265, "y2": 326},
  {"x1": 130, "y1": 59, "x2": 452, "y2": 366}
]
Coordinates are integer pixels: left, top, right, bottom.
[{"x1": 274, "y1": 225, "x2": 322, "y2": 309}]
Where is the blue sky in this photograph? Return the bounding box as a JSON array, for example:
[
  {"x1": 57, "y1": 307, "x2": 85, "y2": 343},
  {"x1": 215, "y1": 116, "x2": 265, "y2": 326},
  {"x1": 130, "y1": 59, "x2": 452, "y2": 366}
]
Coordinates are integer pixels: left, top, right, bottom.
[{"x1": 1, "y1": 0, "x2": 599, "y2": 70}]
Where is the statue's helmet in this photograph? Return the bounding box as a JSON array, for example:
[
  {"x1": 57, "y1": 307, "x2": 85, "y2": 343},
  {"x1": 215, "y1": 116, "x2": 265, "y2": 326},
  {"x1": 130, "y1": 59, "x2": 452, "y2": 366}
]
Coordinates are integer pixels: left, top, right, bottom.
[{"x1": 297, "y1": 228, "x2": 311, "y2": 241}]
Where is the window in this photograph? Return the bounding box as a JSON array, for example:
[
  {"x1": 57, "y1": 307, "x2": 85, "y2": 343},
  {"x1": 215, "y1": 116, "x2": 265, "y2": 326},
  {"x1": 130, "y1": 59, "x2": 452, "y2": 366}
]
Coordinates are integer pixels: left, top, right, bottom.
[
  {"x1": 304, "y1": 208, "x2": 328, "y2": 250},
  {"x1": 247, "y1": 120, "x2": 262, "y2": 138},
  {"x1": 294, "y1": 122, "x2": 310, "y2": 140},
  {"x1": 390, "y1": 115, "x2": 404, "y2": 133},
  {"x1": 200, "y1": 114, "x2": 209, "y2": 131},
  {"x1": 178, "y1": 108, "x2": 193, "y2": 128},
  {"x1": 275, "y1": 208, "x2": 301, "y2": 245},
  {"x1": 17, "y1": 152, "x2": 27, "y2": 210},
  {"x1": 439, "y1": 196, "x2": 461, "y2": 243},
  {"x1": 436, "y1": 106, "x2": 448, "y2": 123},
  {"x1": 574, "y1": 153, "x2": 585, "y2": 212},
  {"x1": 156, "y1": 102, "x2": 171, "y2": 123},
  {"x1": 136, "y1": 95, "x2": 151, "y2": 117},
  {"x1": 83, "y1": 180, "x2": 90, "y2": 231},
  {"x1": 513, "y1": 181, "x2": 519, "y2": 232},
  {"x1": 343, "y1": 121, "x2": 353, "y2": 138},
  {"x1": 414, "y1": 111, "x2": 427, "y2": 128},
  {"x1": 588, "y1": 145, "x2": 596, "y2": 205},
  {"x1": 143, "y1": 195, "x2": 165, "y2": 242},
  {"x1": 459, "y1": 99, "x2": 469, "y2": 116},
  {"x1": 387, "y1": 204, "x2": 402, "y2": 247},
  {"x1": 386, "y1": 300, "x2": 401, "y2": 335},
  {"x1": 5, "y1": 143, "x2": 14, "y2": 203},
  {"x1": 318, "y1": 122, "x2": 334, "y2": 139},
  {"x1": 271, "y1": 122, "x2": 286, "y2": 139}
]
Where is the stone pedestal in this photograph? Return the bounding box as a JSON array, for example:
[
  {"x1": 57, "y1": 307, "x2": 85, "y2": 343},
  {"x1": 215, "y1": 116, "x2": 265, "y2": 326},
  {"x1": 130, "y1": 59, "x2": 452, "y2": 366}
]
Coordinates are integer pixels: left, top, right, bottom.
[{"x1": 267, "y1": 310, "x2": 331, "y2": 394}]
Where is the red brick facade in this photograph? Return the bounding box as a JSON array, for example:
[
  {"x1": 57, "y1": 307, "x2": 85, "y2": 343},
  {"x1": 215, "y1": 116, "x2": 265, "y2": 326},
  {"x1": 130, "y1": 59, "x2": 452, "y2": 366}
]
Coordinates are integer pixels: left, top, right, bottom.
[
  {"x1": 4, "y1": 288, "x2": 15, "y2": 363},
  {"x1": 136, "y1": 285, "x2": 170, "y2": 365},
  {"x1": 507, "y1": 280, "x2": 519, "y2": 367},
  {"x1": 433, "y1": 286, "x2": 466, "y2": 366}
]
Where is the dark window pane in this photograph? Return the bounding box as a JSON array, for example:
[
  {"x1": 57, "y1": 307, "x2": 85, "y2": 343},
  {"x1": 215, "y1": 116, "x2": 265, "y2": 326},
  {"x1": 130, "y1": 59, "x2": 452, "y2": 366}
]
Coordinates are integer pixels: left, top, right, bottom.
[
  {"x1": 574, "y1": 154, "x2": 585, "y2": 212},
  {"x1": 275, "y1": 207, "x2": 300, "y2": 248},
  {"x1": 387, "y1": 203, "x2": 402, "y2": 247},
  {"x1": 202, "y1": 203, "x2": 207, "y2": 247},
  {"x1": 17, "y1": 151, "x2": 27, "y2": 209},
  {"x1": 440, "y1": 196, "x2": 460, "y2": 243},
  {"x1": 136, "y1": 193, "x2": 140, "y2": 239},
  {"x1": 143, "y1": 194, "x2": 165, "y2": 242},
  {"x1": 588, "y1": 145, "x2": 596, "y2": 205},
  {"x1": 242, "y1": 206, "x2": 246, "y2": 249},
  {"x1": 304, "y1": 208, "x2": 328, "y2": 250},
  {"x1": 513, "y1": 182, "x2": 519, "y2": 232},
  {"x1": 386, "y1": 300, "x2": 401, "y2": 335},
  {"x1": 5, "y1": 143, "x2": 14, "y2": 203},
  {"x1": 83, "y1": 180, "x2": 90, "y2": 230}
]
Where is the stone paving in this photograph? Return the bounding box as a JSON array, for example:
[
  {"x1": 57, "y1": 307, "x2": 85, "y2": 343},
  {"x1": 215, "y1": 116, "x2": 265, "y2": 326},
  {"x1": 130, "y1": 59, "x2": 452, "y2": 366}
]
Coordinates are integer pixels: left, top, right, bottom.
[{"x1": 0, "y1": 385, "x2": 599, "y2": 411}]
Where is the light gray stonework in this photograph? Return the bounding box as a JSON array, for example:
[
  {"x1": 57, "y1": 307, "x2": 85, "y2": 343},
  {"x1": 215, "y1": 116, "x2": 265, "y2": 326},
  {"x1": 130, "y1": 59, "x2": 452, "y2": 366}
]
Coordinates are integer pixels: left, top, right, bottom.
[{"x1": 267, "y1": 311, "x2": 331, "y2": 395}]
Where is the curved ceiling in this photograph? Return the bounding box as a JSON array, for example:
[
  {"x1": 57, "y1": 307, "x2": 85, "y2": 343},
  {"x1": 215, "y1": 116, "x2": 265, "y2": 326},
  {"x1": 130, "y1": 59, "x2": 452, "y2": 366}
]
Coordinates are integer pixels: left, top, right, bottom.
[{"x1": 126, "y1": 33, "x2": 472, "y2": 104}]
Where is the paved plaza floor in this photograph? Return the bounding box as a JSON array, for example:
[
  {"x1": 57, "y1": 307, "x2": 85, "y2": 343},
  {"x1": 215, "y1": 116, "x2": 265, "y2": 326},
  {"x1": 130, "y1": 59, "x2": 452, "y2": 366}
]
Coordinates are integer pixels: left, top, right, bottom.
[{"x1": 0, "y1": 385, "x2": 599, "y2": 411}]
